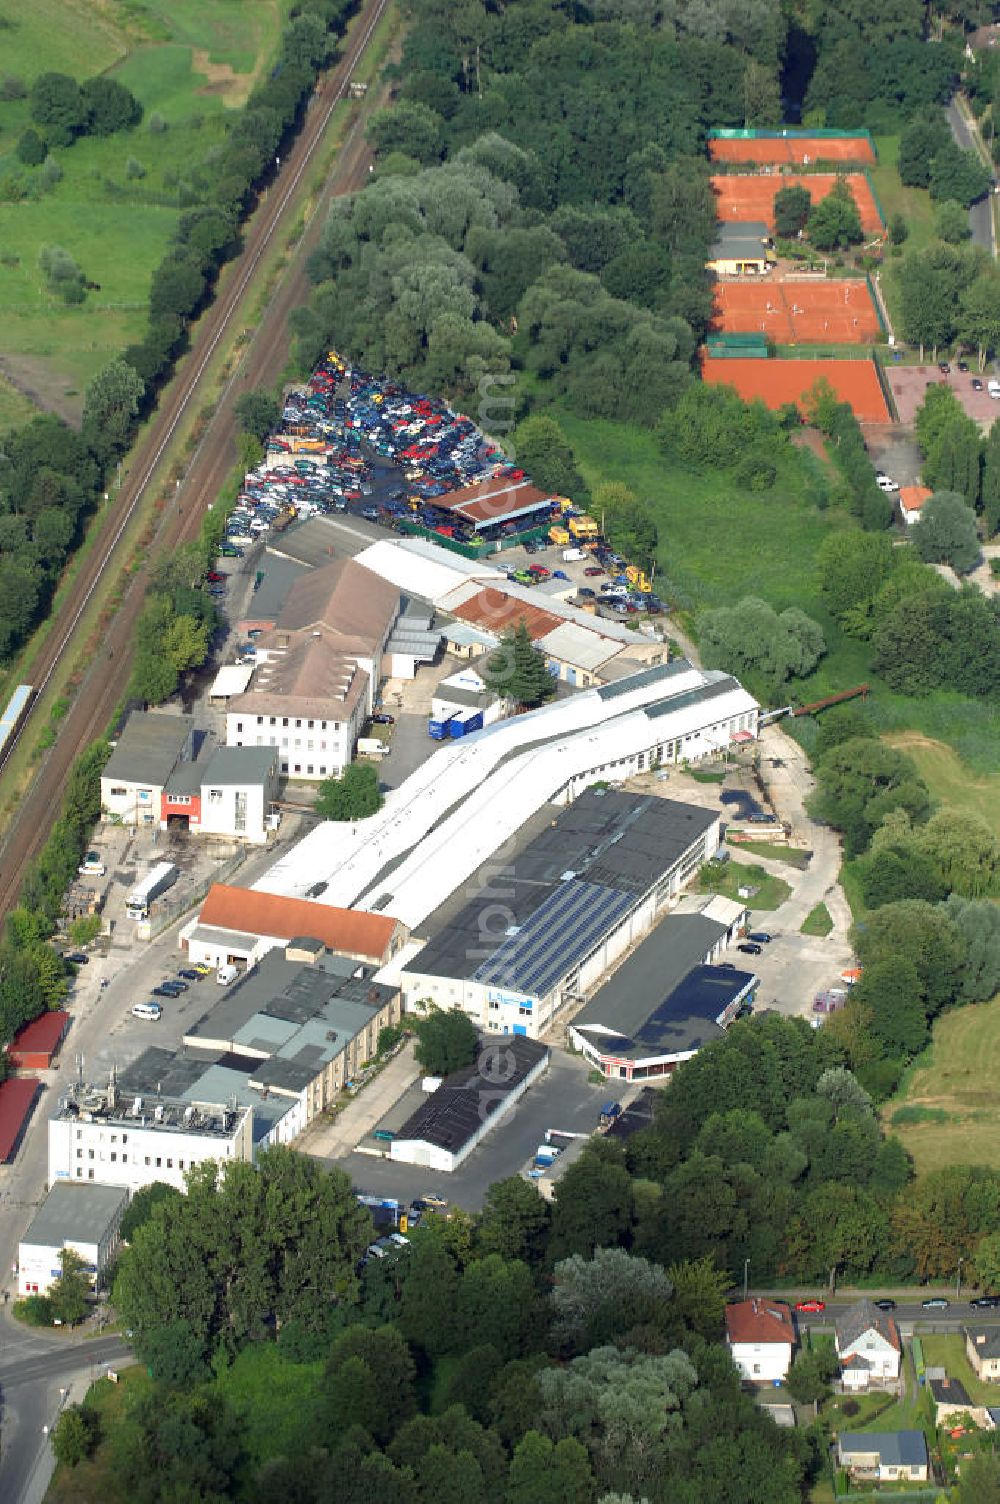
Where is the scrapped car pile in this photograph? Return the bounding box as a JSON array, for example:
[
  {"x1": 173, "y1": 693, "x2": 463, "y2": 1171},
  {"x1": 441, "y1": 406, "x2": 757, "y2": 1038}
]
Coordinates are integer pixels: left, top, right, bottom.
[{"x1": 222, "y1": 352, "x2": 520, "y2": 552}]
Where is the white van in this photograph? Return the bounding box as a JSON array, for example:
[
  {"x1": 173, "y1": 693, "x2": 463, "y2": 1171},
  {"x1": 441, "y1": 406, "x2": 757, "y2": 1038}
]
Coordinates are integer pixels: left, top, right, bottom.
[
  {"x1": 132, "y1": 1002, "x2": 162, "y2": 1021},
  {"x1": 217, "y1": 964, "x2": 238, "y2": 985},
  {"x1": 989, "y1": 379, "x2": 1000, "y2": 400}
]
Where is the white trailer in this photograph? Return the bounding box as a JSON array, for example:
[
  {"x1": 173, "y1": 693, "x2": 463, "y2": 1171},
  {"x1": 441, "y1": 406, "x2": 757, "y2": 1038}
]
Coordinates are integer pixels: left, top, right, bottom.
[{"x1": 125, "y1": 861, "x2": 178, "y2": 920}]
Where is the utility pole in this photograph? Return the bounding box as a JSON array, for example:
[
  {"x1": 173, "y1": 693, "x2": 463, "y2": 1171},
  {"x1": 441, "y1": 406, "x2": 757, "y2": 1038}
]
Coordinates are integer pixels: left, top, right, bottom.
[
  {"x1": 957, "y1": 1258, "x2": 965, "y2": 1299},
  {"x1": 743, "y1": 1258, "x2": 750, "y2": 1301}
]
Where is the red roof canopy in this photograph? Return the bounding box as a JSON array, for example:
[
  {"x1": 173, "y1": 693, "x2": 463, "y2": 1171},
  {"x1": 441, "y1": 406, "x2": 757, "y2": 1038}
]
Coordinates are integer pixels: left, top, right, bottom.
[
  {"x1": 8, "y1": 1009, "x2": 69, "y2": 1058},
  {"x1": 0, "y1": 1076, "x2": 41, "y2": 1162}
]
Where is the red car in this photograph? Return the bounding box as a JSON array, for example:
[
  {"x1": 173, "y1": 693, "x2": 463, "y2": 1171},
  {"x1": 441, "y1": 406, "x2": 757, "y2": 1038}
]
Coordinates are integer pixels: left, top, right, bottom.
[
  {"x1": 206, "y1": 571, "x2": 227, "y2": 583},
  {"x1": 528, "y1": 565, "x2": 551, "y2": 579},
  {"x1": 584, "y1": 566, "x2": 604, "y2": 577},
  {"x1": 795, "y1": 1299, "x2": 826, "y2": 1313}
]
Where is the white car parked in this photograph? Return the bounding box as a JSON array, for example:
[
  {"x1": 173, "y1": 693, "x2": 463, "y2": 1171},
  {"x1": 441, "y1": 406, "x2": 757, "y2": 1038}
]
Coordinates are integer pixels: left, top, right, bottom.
[{"x1": 875, "y1": 473, "x2": 898, "y2": 493}]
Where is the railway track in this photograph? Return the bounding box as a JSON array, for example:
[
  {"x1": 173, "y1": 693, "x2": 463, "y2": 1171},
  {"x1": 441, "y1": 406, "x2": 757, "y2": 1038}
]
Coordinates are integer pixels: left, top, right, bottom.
[{"x1": 0, "y1": 0, "x2": 388, "y2": 918}]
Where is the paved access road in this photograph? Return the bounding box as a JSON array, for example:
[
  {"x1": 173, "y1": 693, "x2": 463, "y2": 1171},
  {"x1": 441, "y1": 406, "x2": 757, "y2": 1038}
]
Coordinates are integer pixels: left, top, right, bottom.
[
  {"x1": 0, "y1": 1321, "x2": 132, "y2": 1504},
  {"x1": 0, "y1": 0, "x2": 390, "y2": 923},
  {"x1": 946, "y1": 97, "x2": 996, "y2": 257}
]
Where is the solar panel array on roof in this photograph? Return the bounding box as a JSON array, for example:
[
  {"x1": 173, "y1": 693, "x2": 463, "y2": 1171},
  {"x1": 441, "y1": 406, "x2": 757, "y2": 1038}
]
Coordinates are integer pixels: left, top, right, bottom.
[
  {"x1": 644, "y1": 675, "x2": 738, "y2": 721},
  {"x1": 597, "y1": 660, "x2": 688, "y2": 700},
  {"x1": 475, "y1": 879, "x2": 634, "y2": 996}
]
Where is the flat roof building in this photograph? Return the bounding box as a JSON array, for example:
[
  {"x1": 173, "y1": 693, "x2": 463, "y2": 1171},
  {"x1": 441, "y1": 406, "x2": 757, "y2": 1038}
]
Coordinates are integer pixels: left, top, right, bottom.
[
  {"x1": 49, "y1": 1077, "x2": 254, "y2": 1194},
  {"x1": 389, "y1": 1034, "x2": 550, "y2": 1173},
  {"x1": 570, "y1": 899, "x2": 755, "y2": 1081},
  {"x1": 18, "y1": 1182, "x2": 128, "y2": 1298},
  {"x1": 399, "y1": 789, "x2": 721, "y2": 1038}
]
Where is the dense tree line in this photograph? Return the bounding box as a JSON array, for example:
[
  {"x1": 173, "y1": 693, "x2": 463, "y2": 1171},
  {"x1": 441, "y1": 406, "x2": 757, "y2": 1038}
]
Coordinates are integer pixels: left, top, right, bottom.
[
  {"x1": 295, "y1": 0, "x2": 779, "y2": 407},
  {"x1": 108, "y1": 1144, "x2": 817, "y2": 1503}
]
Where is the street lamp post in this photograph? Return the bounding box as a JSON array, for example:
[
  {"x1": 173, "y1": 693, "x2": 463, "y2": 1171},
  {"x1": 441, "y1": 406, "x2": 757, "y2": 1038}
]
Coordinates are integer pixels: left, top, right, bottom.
[
  {"x1": 957, "y1": 1258, "x2": 965, "y2": 1299},
  {"x1": 743, "y1": 1258, "x2": 750, "y2": 1301}
]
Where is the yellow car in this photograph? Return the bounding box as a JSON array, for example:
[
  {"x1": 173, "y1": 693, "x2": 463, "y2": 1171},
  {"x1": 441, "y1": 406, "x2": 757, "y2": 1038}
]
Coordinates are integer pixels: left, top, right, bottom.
[{"x1": 191, "y1": 962, "x2": 212, "y2": 977}]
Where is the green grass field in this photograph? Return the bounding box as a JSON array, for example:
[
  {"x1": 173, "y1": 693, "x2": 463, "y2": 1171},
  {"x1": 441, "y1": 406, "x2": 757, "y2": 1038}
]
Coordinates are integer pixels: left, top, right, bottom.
[
  {"x1": 696, "y1": 860, "x2": 792, "y2": 911},
  {"x1": 47, "y1": 1366, "x2": 152, "y2": 1504},
  {"x1": 884, "y1": 732, "x2": 1000, "y2": 842},
  {"x1": 882, "y1": 996, "x2": 1000, "y2": 1174},
  {"x1": 921, "y1": 1334, "x2": 1000, "y2": 1403},
  {"x1": 800, "y1": 902, "x2": 834, "y2": 936},
  {"x1": 869, "y1": 135, "x2": 938, "y2": 332},
  {"x1": 0, "y1": 1, "x2": 287, "y2": 412},
  {"x1": 0, "y1": 0, "x2": 129, "y2": 82}
]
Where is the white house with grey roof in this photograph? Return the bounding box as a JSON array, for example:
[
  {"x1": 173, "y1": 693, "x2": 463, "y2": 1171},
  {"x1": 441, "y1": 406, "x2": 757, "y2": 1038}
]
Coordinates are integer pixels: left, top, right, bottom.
[
  {"x1": 835, "y1": 1299, "x2": 901, "y2": 1390},
  {"x1": 18, "y1": 1182, "x2": 128, "y2": 1297},
  {"x1": 837, "y1": 1432, "x2": 928, "y2": 1483},
  {"x1": 101, "y1": 711, "x2": 196, "y2": 826}
]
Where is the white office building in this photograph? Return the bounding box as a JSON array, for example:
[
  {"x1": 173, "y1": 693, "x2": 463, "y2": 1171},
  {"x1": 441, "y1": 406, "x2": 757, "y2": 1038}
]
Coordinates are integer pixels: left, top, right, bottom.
[
  {"x1": 48, "y1": 1079, "x2": 253, "y2": 1194},
  {"x1": 18, "y1": 1182, "x2": 128, "y2": 1297}
]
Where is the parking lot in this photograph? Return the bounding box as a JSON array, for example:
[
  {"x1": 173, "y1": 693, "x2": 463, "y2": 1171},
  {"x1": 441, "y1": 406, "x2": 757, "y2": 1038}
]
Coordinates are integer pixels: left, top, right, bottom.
[
  {"x1": 886, "y1": 360, "x2": 1000, "y2": 427},
  {"x1": 330, "y1": 1050, "x2": 610, "y2": 1212}
]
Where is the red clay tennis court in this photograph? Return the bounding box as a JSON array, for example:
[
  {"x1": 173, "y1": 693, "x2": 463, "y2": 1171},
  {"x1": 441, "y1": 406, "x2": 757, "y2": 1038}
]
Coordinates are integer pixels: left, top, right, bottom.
[
  {"x1": 701, "y1": 355, "x2": 890, "y2": 423},
  {"x1": 709, "y1": 135, "x2": 876, "y2": 166},
  {"x1": 711, "y1": 174, "x2": 884, "y2": 237},
  {"x1": 712, "y1": 279, "x2": 881, "y2": 344}
]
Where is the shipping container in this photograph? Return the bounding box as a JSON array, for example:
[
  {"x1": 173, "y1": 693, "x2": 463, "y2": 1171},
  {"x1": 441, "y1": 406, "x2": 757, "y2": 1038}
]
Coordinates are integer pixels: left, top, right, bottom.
[{"x1": 428, "y1": 719, "x2": 448, "y2": 739}]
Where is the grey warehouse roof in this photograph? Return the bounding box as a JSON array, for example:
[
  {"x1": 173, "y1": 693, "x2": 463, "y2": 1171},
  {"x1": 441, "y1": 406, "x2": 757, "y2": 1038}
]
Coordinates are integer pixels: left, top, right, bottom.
[
  {"x1": 394, "y1": 1035, "x2": 548, "y2": 1152},
  {"x1": 201, "y1": 745, "x2": 277, "y2": 785},
  {"x1": 249, "y1": 553, "x2": 309, "y2": 620},
  {"x1": 572, "y1": 916, "x2": 752, "y2": 1060},
  {"x1": 22, "y1": 1183, "x2": 127, "y2": 1247},
  {"x1": 408, "y1": 788, "x2": 718, "y2": 989},
  {"x1": 103, "y1": 711, "x2": 195, "y2": 787}
]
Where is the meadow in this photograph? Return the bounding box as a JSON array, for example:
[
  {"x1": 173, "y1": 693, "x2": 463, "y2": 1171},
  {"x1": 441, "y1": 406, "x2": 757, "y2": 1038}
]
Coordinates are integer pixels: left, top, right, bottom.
[
  {"x1": 882, "y1": 996, "x2": 1000, "y2": 1175},
  {"x1": 558, "y1": 410, "x2": 1000, "y2": 774},
  {"x1": 0, "y1": 0, "x2": 287, "y2": 414}
]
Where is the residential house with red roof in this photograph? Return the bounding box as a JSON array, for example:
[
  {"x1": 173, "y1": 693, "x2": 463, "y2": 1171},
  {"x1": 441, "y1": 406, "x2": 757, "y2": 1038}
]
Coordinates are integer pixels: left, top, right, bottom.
[{"x1": 725, "y1": 1298, "x2": 796, "y2": 1382}]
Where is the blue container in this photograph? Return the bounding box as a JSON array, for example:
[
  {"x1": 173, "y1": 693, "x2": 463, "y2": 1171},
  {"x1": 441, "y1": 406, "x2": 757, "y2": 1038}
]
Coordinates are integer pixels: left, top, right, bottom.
[
  {"x1": 428, "y1": 719, "x2": 447, "y2": 739},
  {"x1": 449, "y1": 715, "x2": 467, "y2": 738},
  {"x1": 466, "y1": 711, "x2": 484, "y2": 733}
]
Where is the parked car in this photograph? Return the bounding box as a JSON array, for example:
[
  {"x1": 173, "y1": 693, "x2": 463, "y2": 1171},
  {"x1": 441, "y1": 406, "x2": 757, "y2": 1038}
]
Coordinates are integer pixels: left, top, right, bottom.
[
  {"x1": 875, "y1": 473, "x2": 898, "y2": 493},
  {"x1": 577, "y1": 587, "x2": 596, "y2": 598},
  {"x1": 972, "y1": 378, "x2": 985, "y2": 392},
  {"x1": 191, "y1": 963, "x2": 212, "y2": 977},
  {"x1": 795, "y1": 1299, "x2": 826, "y2": 1313},
  {"x1": 922, "y1": 1297, "x2": 950, "y2": 1309},
  {"x1": 177, "y1": 968, "x2": 201, "y2": 982},
  {"x1": 738, "y1": 942, "x2": 763, "y2": 955},
  {"x1": 78, "y1": 850, "x2": 105, "y2": 877},
  {"x1": 206, "y1": 571, "x2": 228, "y2": 583},
  {"x1": 747, "y1": 931, "x2": 773, "y2": 944},
  {"x1": 370, "y1": 713, "x2": 395, "y2": 726},
  {"x1": 132, "y1": 1002, "x2": 163, "y2": 1021},
  {"x1": 584, "y1": 566, "x2": 604, "y2": 577},
  {"x1": 420, "y1": 1191, "x2": 448, "y2": 1209},
  {"x1": 152, "y1": 983, "x2": 182, "y2": 999},
  {"x1": 939, "y1": 361, "x2": 951, "y2": 374},
  {"x1": 63, "y1": 952, "x2": 89, "y2": 965},
  {"x1": 958, "y1": 360, "x2": 970, "y2": 372}
]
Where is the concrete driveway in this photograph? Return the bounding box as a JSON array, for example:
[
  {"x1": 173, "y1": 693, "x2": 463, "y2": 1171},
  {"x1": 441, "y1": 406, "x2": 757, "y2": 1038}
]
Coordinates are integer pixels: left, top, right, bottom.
[{"x1": 327, "y1": 1050, "x2": 608, "y2": 1213}]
